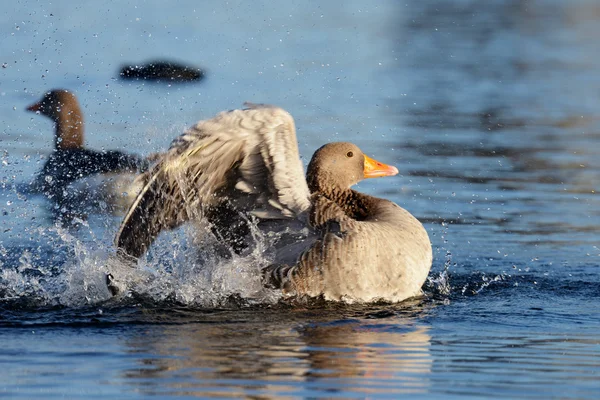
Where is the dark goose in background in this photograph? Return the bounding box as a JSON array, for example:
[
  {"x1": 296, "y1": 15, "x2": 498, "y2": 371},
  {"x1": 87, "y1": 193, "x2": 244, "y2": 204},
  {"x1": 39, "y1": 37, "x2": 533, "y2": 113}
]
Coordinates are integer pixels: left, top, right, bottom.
[
  {"x1": 26, "y1": 89, "x2": 150, "y2": 215},
  {"x1": 119, "y1": 60, "x2": 204, "y2": 82}
]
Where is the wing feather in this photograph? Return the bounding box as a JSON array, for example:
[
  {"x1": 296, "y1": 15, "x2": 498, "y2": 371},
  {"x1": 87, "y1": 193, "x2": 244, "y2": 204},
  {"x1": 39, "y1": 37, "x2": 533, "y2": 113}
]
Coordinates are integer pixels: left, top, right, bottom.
[{"x1": 115, "y1": 105, "x2": 311, "y2": 257}]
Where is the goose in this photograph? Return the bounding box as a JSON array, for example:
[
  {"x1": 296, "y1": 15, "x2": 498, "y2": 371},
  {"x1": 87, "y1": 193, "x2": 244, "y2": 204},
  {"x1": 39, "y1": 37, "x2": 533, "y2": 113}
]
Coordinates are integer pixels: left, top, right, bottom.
[
  {"x1": 114, "y1": 104, "x2": 432, "y2": 302},
  {"x1": 26, "y1": 89, "x2": 150, "y2": 214},
  {"x1": 119, "y1": 60, "x2": 204, "y2": 82}
]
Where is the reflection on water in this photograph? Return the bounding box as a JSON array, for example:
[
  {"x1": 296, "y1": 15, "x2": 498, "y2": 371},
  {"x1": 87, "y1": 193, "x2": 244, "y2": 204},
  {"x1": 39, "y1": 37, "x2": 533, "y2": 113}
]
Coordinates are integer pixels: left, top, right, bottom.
[
  {"x1": 121, "y1": 311, "x2": 432, "y2": 397},
  {"x1": 3, "y1": 302, "x2": 597, "y2": 399}
]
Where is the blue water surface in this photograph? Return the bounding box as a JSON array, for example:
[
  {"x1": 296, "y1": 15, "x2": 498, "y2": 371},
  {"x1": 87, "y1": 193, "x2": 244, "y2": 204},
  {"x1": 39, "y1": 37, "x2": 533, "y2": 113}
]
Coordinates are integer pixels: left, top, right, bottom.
[{"x1": 1, "y1": 0, "x2": 599, "y2": 398}]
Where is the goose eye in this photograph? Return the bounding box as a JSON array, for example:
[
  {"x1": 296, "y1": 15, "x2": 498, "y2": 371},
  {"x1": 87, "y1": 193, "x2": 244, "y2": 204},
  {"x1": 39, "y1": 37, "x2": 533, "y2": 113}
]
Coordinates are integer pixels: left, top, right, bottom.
[{"x1": 346, "y1": 151, "x2": 354, "y2": 158}]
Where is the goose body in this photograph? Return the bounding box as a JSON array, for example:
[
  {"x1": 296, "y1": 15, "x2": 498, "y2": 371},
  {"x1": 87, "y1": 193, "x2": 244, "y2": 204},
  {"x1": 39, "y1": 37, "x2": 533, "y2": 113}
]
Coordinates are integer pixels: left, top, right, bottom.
[{"x1": 115, "y1": 105, "x2": 432, "y2": 302}]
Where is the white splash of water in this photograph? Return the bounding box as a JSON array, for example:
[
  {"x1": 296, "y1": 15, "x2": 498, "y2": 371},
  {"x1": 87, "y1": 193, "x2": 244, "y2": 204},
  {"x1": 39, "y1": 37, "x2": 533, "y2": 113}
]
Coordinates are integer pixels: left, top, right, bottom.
[
  {"x1": 114, "y1": 221, "x2": 283, "y2": 306},
  {"x1": 426, "y1": 221, "x2": 453, "y2": 300},
  {"x1": 1, "y1": 217, "x2": 282, "y2": 308},
  {"x1": 1, "y1": 222, "x2": 114, "y2": 306}
]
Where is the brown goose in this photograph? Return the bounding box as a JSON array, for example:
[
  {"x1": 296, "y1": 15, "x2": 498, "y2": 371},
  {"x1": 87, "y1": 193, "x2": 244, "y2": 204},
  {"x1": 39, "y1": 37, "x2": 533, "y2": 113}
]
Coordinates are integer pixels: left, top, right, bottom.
[
  {"x1": 115, "y1": 104, "x2": 432, "y2": 302},
  {"x1": 26, "y1": 89, "x2": 150, "y2": 211}
]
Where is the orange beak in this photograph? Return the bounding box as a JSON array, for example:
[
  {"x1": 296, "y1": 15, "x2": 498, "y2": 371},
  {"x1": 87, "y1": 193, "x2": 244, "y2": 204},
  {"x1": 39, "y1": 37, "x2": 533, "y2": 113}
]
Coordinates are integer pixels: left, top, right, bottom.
[
  {"x1": 363, "y1": 155, "x2": 399, "y2": 178},
  {"x1": 26, "y1": 101, "x2": 42, "y2": 113}
]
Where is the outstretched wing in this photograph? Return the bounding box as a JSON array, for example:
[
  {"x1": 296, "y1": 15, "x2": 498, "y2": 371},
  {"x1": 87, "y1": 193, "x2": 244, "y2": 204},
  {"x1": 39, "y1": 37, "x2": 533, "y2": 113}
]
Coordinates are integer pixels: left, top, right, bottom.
[{"x1": 115, "y1": 104, "x2": 311, "y2": 258}]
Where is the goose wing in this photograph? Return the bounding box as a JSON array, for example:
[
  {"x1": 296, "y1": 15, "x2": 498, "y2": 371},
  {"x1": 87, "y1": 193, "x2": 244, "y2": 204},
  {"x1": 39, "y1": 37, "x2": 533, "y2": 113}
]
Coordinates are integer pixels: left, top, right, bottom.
[{"x1": 115, "y1": 104, "x2": 311, "y2": 258}]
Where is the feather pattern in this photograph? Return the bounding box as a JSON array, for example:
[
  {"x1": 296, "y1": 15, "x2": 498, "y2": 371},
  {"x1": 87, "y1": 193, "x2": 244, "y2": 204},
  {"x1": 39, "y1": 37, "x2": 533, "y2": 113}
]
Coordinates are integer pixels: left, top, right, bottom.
[
  {"x1": 268, "y1": 194, "x2": 432, "y2": 302},
  {"x1": 115, "y1": 105, "x2": 311, "y2": 257}
]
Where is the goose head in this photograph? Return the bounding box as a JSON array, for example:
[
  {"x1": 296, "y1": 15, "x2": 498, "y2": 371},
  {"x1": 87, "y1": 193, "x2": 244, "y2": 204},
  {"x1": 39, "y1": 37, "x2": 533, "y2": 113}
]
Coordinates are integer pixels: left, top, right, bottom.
[
  {"x1": 306, "y1": 142, "x2": 398, "y2": 192},
  {"x1": 27, "y1": 89, "x2": 84, "y2": 150}
]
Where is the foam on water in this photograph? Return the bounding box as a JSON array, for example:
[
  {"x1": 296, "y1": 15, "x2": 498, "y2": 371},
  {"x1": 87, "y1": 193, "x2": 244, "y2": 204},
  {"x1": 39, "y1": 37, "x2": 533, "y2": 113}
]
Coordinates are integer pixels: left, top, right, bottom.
[
  {"x1": 0, "y1": 211, "x2": 285, "y2": 309},
  {"x1": 106, "y1": 221, "x2": 284, "y2": 307}
]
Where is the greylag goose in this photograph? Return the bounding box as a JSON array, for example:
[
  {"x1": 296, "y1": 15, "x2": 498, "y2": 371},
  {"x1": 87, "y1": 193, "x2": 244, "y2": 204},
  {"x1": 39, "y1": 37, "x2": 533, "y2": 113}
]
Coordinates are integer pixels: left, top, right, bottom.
[
  {"x1": 26, "y1": 89, "x2": 150, "y2": 211},
  {"x1": 114, "y1": 104, "x2": 432, "y2": 302}
]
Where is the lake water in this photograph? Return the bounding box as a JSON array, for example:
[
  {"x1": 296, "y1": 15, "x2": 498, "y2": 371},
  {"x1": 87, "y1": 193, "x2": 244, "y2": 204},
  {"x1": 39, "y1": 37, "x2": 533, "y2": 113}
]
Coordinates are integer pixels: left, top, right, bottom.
[{"x1": 1, "y1": 0, "x2": 599, "y2": 398}]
